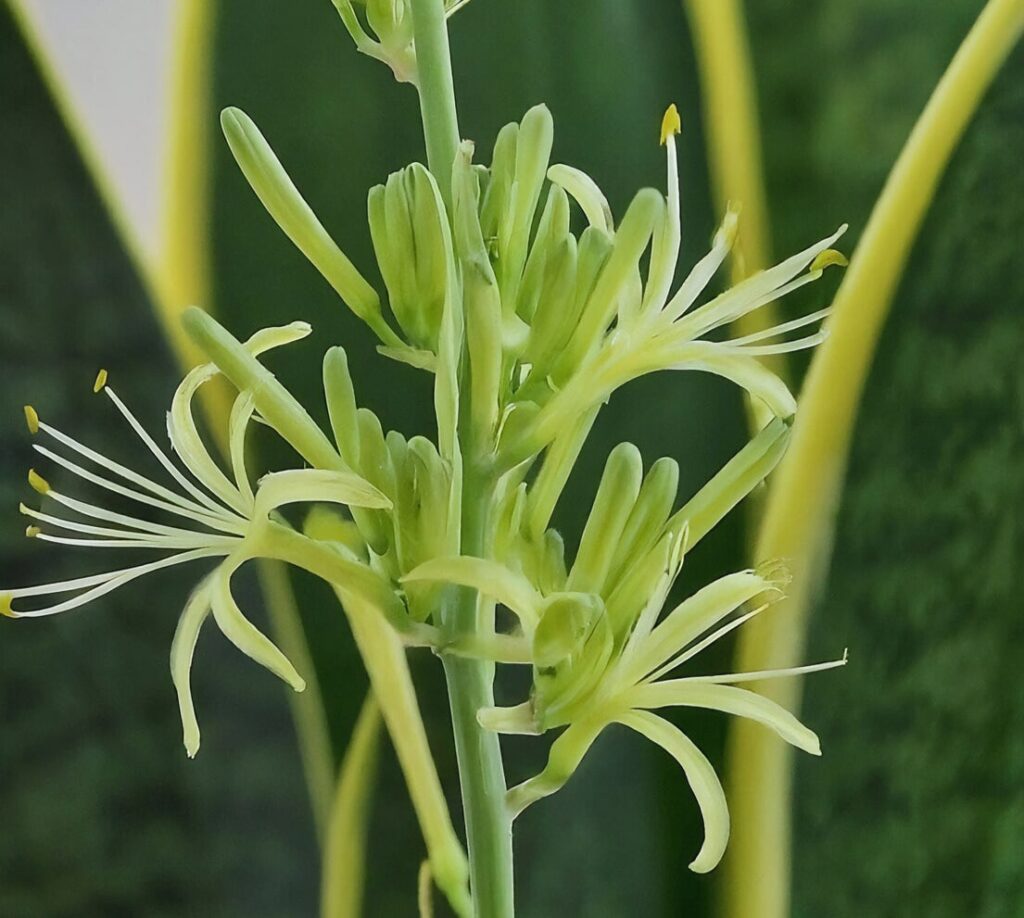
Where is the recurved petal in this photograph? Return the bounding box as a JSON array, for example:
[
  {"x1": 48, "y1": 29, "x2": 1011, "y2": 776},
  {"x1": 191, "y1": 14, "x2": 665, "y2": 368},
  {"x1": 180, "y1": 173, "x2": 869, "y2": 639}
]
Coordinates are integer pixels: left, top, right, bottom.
[
  {"x1": 627, "y1": 681, "x2": 821, "y2": 755},
  {"x1": 617, "y1": 710, "x2": 729, "y2": 873},
  {"x1": 210, "y1": 552, "x2": 305, "y2": 692},
  {"x1": 170, "y1": 575, "x2": 215, "y2": 757},
  {"x1": 254, "y1": 468, "x2": 392, "y2": 517},
  {"x1": 402, "y1": 556, "x2": 542, "y2": 630}
]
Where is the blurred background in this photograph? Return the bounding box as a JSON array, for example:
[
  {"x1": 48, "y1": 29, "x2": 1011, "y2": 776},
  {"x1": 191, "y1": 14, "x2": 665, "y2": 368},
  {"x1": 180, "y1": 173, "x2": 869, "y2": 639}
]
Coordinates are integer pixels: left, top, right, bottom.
[{"x1": 1, "y1": 0, "x2": 1021, "y2": 915}]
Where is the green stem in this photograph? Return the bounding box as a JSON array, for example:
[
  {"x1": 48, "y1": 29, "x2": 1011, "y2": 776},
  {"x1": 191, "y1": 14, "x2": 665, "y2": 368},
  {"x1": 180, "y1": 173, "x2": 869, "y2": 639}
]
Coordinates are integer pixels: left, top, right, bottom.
[
  {"x1": 410, "y1": 0, "x2": 460, "y2": 207},
  {"x1": 410, "y1": 1, "x2": 514, "y2": 912},
  {"x1": 441, "y1": 463, "x2": 515, "y2": 917}
]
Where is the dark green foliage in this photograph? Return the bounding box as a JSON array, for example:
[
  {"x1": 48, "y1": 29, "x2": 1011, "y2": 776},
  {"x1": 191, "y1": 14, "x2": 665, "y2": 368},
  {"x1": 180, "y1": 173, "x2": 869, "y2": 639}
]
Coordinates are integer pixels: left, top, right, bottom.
[
  {"x1": 0, "y1": 6, "x2": 315, "y2": 915},
  {"x1": 743, "y1": 1, "x2": 1024, "y2": 914}
]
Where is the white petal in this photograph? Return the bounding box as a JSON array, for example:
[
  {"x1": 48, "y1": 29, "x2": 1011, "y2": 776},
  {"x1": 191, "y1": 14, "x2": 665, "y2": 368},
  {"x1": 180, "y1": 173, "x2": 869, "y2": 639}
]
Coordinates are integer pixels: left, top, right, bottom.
[
  {"x1": 628, "y1": 681, "x2": 821, "y2": 755},
  {"x1": 170, "y1": 576, "x2": 215, "y2": 757},
  {"x1": 547, "y1": 164, "x2": 613, "y2": 233},
  {"x1": 167, "y1": 368, "x2": 249, "y2": 515},
  {"x1": 3, "y1": 547, "x2": 225, "y2": 616},
  {"x1": 402, "y1": 556, "x2": 542, "y2": 630},
  {"x1": 210, "y1": 552, "x2": 306, "y2": 692},
  {"x1": 617, "y1": 710, "x2": 729, "y2": 873}
]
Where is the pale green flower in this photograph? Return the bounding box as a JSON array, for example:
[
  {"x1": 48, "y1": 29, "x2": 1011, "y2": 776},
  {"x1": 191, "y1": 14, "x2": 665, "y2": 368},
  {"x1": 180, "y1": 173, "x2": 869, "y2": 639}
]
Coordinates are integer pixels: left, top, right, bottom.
[
  {"x1": 405, "y1": 419, "x2": 846, "y2": 874},
  {"x1": 496, "y1": 106, "x2": 848, "y2": 468},
  {"x1": 3, "y1": 322, "x2": 391, "y2": 757}
]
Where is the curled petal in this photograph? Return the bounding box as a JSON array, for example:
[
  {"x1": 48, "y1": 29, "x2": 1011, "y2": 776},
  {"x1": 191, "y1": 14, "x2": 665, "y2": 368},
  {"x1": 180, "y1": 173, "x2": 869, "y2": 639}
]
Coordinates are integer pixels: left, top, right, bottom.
[
  {"x1": 626, "y1": 681, "x2": 821, "y2": 755},
  {"x1": 617, "y1": 710, "x2": 728, "y2": 873},
  {"x1": 254, "y1": 468, "x2": 391, "y2": 518},
  {"x1": 547, "y1": 164, "x2": 613, "y2": 233},
  {"x1": 402, "y1": 556, "x2": 541, "y2": 630},
  {"x1": 210, "y1": 551, "x2": 305, "y2": 692},
  {"x1": 170, "y1": 575, "x2": 215, "y2": 757}
]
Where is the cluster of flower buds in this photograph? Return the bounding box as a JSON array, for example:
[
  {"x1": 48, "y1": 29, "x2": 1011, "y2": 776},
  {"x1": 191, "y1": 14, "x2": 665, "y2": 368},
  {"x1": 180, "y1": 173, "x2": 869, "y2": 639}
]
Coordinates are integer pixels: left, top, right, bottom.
[{"x1": 5, "y1": 95, "x2": 847, "y2": 877}]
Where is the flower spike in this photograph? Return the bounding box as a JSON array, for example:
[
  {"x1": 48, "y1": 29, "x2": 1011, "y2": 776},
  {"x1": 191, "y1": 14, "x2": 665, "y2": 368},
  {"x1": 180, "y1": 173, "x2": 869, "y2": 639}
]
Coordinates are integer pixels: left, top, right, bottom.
[{"x1": 3, "y1": 323, "x2": 399, "y2": 756}]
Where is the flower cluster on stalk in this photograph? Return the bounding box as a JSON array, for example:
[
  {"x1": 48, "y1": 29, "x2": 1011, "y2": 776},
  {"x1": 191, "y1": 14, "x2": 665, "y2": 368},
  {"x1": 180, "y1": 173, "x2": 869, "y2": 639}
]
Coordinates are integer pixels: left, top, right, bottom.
[{"x1": 5, "y1": 94, "x2": 847, "y2": 874}]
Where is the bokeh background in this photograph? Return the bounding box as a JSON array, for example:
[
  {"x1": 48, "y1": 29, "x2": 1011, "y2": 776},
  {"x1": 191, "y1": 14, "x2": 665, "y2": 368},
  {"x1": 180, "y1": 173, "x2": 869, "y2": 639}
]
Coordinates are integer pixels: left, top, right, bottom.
[{"x1": 1, "y1": 0, "x2": 1021, "y2": 915}]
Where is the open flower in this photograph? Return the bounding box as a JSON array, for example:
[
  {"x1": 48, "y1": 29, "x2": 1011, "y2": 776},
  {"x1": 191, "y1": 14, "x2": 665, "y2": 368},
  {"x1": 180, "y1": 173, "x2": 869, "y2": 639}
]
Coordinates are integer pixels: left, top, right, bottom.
[
  {"x1": 405, "y1": 426, "x2": 845, "y2": 874},
  {"x1": 4, "y1": 322, "x2": 390, "y2": 756},
  {"x1": 498, "y1": 106, "x2": 848, "y2": 467}
]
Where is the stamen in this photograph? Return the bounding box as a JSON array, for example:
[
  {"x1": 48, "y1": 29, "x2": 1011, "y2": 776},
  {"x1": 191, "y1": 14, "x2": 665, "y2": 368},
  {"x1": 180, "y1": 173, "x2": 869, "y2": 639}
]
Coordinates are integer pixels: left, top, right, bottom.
[
  {"x1": 810, "y1": 248, "x2": 848, "y2": 272},
  {"x1": 642, "y1": 602, "x2": 771, "y2": 685},
  {"x1": 28, "y1": 469, "x2": 50, "y2": 495},
  {"x1": 5, "y1": 547, "x2": 225, "y2": 617},
  {"x1": 661, "y1": 651, "x2": 848, "y2": 685},
  {"x1": 105, "y1": 386, "x2": 233, "y2": 517},
  {"x1": 45, "y1": 489, "x2": 235, "y2": 540},
  {"x1": 93, "y1": 369, "x2": 108, "y2": 393},
  {"x1": 24, "y1": 405, "x2": 39, "y2": 435},
  {"x1": 25, "y1": 525, "x2": 41, "y2": 538},
  {"x1": 728, "y1": 307, "x2": 832, "y2": 347},
  {"x1": 33, "y1": 444, "x2": 246, "y2": 536},
  {"x1": 660, "y1": 103, "x2": 682, "y2": 145},
  {"x1": 20, "y1": 501, "x2": 235, "y2": 548},
  {"x1": 735, "y1": 330, "x2": 828, "y2": 357},
  {"x1": 37, "y1": 422, "x2": 236, "y2": 524},
  {"x1": 36, "y1": 533, "x2": 234, "y2": 551}
]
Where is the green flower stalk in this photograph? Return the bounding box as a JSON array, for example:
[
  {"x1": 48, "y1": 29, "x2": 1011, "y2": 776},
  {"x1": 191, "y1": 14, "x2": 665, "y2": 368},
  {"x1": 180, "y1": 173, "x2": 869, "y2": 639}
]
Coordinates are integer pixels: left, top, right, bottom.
[{"x1": 3, "y1": 1, "x2": 852, "y2": 912}]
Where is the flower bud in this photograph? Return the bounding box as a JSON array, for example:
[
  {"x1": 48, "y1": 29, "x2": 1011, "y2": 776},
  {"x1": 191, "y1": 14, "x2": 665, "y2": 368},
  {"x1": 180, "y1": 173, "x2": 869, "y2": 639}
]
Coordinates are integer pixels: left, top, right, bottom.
[
  {"x1": 556, "y1": 187, "x2": 664, "y2": 377},
  {"x1": 662, "y1": 417, "x2": 791, "y2": 547},
  {"x1": 479, "y1": 121, "x2": 519, "y2": 250},
  {"x1": 518, "y1": 185, "x2": 572, "y2": 323},
  {"x1": 499, "y1": 105, "x2": 555, "y2": 312},
  {"x1": 608, "y1": 456, "x2": 680, "y2": 588},
  {"x1": 323, "y1": 346, "x2": 361, "y2": 467},
  {"x1": 220, "y1": 108, "x2": 399, "y2": 346},
  {"x1": 371, "y1": 163, "x2": 449, "y2": 351},
  {"x1": 545, "y1": 226, "x2": 613, "y2": 386},
  {"x1": 568, "y1": 443, "x2": 644, "y2": 594},
  {"x1": 183, "y1": 308, "x2": 344, "y2": 473}
]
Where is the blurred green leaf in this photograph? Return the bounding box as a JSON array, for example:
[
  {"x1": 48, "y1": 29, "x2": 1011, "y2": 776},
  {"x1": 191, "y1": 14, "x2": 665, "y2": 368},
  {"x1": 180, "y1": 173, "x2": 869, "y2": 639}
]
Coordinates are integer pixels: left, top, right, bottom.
[
  {"x1": 0, "y1": 6, "x2": 317, "y2": 915},
  {"x1": 743, "y1": 0, "x2": 1024, "y2": 914}
]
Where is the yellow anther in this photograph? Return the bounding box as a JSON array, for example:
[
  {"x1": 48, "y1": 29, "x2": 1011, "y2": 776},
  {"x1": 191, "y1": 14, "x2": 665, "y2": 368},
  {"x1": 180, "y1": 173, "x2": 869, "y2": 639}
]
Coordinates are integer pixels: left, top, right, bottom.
[
  {"x1": 28, "y1": 469, "x2": 51, "y2": 495},
  {"x1": 25, "y1": 525, "x2": 41, "y2": 538},
  {"x1": 660, "y1": 103, "x2": 681, "y2": 145},
  {"x1": 24, "y1": 405, "x2": 40, "y2": 435},
  {"x1": 0, "y1": 594, "x2": 16, "y2": 618},
  {"x1": 810, "y1": 249, "x2": 849, "y2": 273},
  {"x1": 93, "y1": 368, "x2": 108, "y2": 393}
]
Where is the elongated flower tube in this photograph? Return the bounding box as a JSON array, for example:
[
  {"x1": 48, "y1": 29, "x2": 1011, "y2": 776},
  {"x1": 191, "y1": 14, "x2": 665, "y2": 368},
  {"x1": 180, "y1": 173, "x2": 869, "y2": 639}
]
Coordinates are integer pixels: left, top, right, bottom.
[{"x1": 3, "y1": 323, "x2": 394, "y2": 757}]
